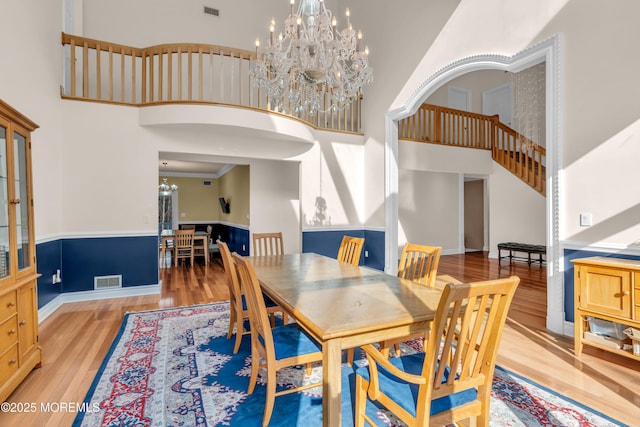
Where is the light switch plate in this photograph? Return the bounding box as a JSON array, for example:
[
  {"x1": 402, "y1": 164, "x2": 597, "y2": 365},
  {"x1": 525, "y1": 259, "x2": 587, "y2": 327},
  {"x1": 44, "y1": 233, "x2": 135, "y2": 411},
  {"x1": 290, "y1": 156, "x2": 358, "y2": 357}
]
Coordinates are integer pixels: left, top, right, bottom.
[{"x1": 580, "y1": 212, "x2": 592, "y2": 227}]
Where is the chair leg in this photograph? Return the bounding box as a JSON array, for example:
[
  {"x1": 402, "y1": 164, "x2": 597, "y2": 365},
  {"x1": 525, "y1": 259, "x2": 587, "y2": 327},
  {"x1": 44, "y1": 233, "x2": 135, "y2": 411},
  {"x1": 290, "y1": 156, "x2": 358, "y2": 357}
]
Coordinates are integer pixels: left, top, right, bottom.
[
  {"x1": 232, "y1": 320, "x2": 244, "y2": 354},
  {"x1": 262, "y1": 367, "x2": 277, "y2": 427},
  {"x1": 347, "y1": 348, "x2": 355, "y2": 366},
  {"x1": 227, "y1": 307, "x2": 236, "y2": 339},
  {"x1": 354, "y1": 375, "x2": 368, "y2": 427},
  {"x1": 248, "y1": 351, "x2": 260, "y2": 394}
]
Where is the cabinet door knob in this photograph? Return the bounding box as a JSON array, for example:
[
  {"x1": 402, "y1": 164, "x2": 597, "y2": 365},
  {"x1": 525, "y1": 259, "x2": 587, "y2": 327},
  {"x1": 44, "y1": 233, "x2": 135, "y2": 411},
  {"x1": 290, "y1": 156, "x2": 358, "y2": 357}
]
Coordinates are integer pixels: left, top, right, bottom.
[
  {"x1": 8, "y1": 329, "x2": 16, "y2": 335},
  {"x1": 10, "y1": 198, "x2": 20, "y2": 204},
  {"x1": 7, "y1": 301, "x2": 15, "y2": 307},
  {"x1": 19, "y1": 320, "x2": 26, "y2": 326},
  {"x1": 8, "y1": 359, "x2": 17, "y2": 365},
  {"x1": 622, "y1": 290, "x2": 630, "y2": 296}
]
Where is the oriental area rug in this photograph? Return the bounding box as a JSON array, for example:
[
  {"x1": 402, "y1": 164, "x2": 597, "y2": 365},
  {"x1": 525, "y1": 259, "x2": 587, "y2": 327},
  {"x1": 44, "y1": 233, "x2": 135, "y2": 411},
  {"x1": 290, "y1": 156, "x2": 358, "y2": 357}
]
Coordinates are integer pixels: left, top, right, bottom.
[{"x1": 72, "y1": 303, "x2": 627, "y2": 427}]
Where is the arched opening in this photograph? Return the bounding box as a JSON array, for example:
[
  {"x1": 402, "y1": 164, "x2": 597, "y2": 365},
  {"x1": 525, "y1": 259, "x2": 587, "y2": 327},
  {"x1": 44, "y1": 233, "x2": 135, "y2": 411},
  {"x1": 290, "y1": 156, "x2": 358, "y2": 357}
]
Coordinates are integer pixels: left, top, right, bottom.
[{"x1": 384, "y1": 34, "x2": 564, "y2": 334}]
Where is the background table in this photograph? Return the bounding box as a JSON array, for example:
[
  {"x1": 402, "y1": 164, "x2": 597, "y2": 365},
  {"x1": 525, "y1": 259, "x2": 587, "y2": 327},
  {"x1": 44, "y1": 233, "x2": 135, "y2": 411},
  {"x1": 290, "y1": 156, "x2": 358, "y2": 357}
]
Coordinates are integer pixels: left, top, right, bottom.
[{"x1": 160, "y1": 230, "x2": 209, "y2": 265}]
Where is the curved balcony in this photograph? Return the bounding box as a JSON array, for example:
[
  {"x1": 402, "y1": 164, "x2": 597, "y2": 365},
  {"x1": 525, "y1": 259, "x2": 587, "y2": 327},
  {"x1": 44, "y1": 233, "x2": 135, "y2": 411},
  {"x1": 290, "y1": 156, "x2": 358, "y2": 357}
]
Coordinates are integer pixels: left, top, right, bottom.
[{"x1": 61, "y1": 32, "x2": 362, "y2": 154}]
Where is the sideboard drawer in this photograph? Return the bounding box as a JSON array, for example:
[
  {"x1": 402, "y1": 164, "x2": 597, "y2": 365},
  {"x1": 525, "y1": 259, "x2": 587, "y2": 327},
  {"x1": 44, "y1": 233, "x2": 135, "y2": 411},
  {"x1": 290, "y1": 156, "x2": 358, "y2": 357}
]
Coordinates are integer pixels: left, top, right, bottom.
[
  {"x1": 0, "y1": 316, "x2": 18, "y2": 354},
  {"x1": 0, "y1": 345, "x2": 19, "y2": 385},
  {"x1": 0, "y1": 291, "x2": 17, "y2": 323}
]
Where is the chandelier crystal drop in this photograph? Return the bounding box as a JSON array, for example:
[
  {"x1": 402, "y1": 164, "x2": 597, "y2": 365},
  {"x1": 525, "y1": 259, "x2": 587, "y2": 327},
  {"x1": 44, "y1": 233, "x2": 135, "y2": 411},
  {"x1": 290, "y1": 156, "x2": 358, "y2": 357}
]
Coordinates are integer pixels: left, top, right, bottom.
[{"x1": 250, "y1": 0, "x2": 373, "y2": 115}]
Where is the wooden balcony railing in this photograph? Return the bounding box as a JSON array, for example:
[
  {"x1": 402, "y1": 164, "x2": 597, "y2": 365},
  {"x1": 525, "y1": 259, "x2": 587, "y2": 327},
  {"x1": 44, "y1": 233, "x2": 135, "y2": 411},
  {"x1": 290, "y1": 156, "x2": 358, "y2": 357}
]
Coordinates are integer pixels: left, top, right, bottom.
[
  {"x1": 60, "y1": 32, "x2": 361, "y2": 133},
  {"x1": 399, "y1": 104, "x2": 546, "y2": 195}
]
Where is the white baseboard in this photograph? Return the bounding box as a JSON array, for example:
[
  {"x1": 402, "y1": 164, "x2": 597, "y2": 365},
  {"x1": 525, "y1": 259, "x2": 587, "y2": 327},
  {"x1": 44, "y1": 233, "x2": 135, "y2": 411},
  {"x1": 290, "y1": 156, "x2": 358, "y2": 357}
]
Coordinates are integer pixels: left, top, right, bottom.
[{"x1": 38, "y1": 284, "x2": 161, "y2": 324}]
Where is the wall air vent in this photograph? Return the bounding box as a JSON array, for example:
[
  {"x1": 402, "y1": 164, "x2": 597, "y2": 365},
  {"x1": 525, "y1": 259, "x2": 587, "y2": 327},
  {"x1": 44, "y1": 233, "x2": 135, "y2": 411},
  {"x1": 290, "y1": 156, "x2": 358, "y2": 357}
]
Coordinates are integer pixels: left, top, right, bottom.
[
  {"x1": 94, "y1": 275, "x2": 122, "y2": 290},
  {"x1": 204, "y1": 6, "x2": 219, "y2": 16}
]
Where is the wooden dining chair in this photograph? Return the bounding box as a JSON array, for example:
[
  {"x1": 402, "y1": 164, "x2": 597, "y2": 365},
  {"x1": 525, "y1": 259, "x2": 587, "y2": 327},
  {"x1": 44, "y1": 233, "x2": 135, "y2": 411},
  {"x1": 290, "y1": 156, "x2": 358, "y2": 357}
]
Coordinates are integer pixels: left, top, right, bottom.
[
  {"x1": 174, "y1": 229, "x2": 195, "y2": 266},
  {"x1": 337, "y1": 235, "x2": 365, "y2": 266},
  {"x1": 233, "y1": 253, "x2": 323, "y2": 427},
  {"x1": 218, "y1": 239, "x2": 284, "y2": 352},
  {"x1": 218, "y1": 240, "x2": 250, "y2": 354},
  {"x1": 384, "y1": 242, "x2": 443, "y2": 356},
  {"x1": 253, "y1": 232, "x2": 284, "y2": 256},
  {"x1": 193, "y1": 227, "x2": 209, "y2": 263},
  {"x1": 251, "y1": 231, "x2": 288, "y2": 325},
  {"x1": 354, "y1": 276, "x2": 520, "y2": 427},
  {"x1": 206, "y1": 225, "x2": 219, "y2": 261},
  {"x1": 397, "y1": 243, "x2": 442, "y2": 287}
]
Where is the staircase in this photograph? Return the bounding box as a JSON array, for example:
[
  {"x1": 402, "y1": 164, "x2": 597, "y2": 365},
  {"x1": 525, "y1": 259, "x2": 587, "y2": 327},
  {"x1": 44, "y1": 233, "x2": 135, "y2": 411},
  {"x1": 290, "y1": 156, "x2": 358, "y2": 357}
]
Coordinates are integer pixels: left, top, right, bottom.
[{"x1": 398, "y1": 104, "x2": 546, "y2": 196}]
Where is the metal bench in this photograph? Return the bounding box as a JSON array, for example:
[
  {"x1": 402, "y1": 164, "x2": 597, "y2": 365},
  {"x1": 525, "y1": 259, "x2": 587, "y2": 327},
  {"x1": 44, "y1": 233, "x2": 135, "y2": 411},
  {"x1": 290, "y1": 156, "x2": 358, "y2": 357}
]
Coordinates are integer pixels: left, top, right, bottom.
[{"x1": 497, "y1": 242, "x2": 546, "y2": 266}]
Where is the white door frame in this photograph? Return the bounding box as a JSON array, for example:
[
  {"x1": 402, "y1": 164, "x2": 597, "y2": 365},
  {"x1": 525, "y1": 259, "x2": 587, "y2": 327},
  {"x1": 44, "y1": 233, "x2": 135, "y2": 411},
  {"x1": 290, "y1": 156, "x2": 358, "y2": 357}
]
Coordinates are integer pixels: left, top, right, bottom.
[{"x1": 384, "y1": 34, "x2": 563, "y2": 334}]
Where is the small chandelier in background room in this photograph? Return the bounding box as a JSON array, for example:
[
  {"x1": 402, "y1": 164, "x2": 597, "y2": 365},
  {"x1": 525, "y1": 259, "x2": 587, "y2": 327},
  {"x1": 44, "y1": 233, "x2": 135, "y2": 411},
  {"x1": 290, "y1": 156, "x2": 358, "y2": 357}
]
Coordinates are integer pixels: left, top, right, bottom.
[
  {"x1": 250, "y1": 0, "x2": 373, "y2": 116},
  {"x1": 159, "y1": 162, "x2": 178, "y2": 195}
]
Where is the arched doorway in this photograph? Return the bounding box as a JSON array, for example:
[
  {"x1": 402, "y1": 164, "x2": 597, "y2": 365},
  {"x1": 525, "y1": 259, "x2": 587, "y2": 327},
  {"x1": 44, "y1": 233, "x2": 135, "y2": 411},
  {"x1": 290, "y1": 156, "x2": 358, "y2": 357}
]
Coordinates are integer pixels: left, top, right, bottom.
[{"x1": 384, "y1": 34, "x2": 564, "y2": 334}]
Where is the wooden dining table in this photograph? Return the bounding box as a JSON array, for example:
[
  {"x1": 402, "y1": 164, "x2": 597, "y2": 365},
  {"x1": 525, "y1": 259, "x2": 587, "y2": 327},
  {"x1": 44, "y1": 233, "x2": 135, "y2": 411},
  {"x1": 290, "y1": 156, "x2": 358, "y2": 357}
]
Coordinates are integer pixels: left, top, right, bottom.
[
  {"x1": 249, "y1": 252, "x2": 460, "y2": 426},
  {"x1": 160, "y1": 229, "x2": 210, "y2": 265}
]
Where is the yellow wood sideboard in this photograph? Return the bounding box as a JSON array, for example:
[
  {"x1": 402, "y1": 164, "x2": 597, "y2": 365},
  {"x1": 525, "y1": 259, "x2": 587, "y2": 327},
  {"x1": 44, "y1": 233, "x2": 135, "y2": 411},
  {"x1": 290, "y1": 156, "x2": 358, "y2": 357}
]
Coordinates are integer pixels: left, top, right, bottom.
[
  {"x1": 572, "y1": 256, "x2": 640, "y2": 361},
  {"x1": 0, "y1": 100, "x2": 41, "y2": 403}
]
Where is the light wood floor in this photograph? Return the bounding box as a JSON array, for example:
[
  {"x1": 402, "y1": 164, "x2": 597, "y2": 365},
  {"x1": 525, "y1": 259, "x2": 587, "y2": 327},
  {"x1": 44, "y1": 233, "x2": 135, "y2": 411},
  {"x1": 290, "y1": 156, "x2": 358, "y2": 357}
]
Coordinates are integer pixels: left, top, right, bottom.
[{"x1": 1, "y1": 252, "x2": 638, "y2": 426}]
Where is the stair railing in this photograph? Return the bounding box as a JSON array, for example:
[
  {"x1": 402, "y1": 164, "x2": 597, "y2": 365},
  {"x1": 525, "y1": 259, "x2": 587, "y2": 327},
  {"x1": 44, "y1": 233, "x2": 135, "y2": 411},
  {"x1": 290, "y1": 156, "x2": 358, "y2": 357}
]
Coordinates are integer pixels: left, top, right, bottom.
[
  {"x1": 60, "y1": 32, "x2": 361, "y2": 133},
  {"x1": 399, "y1": 104, "x2": 546, "y2": 195}
]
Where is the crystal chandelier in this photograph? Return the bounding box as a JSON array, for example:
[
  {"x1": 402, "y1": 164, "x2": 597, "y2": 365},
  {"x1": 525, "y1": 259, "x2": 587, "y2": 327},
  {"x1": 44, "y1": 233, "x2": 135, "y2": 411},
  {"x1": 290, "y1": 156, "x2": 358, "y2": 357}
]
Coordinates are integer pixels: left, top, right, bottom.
[
  {"x1": 159, "y1": 178, "x2": 178, "y2": 195},
  {"x1": 159, "y1": 162, "x2": 178, "y2": 195},
  {"x1": 250, "y1": 0, "x2": 373, "y2": 115}
]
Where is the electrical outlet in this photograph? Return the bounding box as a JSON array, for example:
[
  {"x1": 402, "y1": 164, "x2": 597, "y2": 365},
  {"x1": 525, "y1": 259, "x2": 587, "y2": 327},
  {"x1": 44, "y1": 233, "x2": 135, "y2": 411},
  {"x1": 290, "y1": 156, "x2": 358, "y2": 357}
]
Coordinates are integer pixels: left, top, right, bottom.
[
  {"x1": 364, "y1": 250, "x2": 369, "y2": 258},
  {"x1": 243, "y1": 244, "x2": 246, "y2": 251}
]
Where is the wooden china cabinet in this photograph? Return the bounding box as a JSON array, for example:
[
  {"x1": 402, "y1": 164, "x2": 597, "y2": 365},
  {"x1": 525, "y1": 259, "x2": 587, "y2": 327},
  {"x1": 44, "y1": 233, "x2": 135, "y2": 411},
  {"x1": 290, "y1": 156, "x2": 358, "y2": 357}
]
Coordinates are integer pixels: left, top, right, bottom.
[{"x1": 0, "y1": 100, "x2": 41, "y2": 403}]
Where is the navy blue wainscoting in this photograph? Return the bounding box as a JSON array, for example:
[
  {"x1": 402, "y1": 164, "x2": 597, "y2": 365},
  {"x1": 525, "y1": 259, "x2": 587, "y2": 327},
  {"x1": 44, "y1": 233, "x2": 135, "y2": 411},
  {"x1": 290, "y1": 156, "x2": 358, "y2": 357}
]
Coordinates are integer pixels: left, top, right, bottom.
[
  {"x1": 302, "y1": 229, "x2": 385, "y2": 270},
  {"x1": 61, "y1": 236, "x2": 159, "y2": 294},
  {"x1": 228, "y1": 226, "x2": 250, "y2": 256},
  {"x1": 36, "y1": 240, "x2": 63, "y2": 308},
  {"x1": 563, "y1": 248, "x2": 640, "y2": 323}
]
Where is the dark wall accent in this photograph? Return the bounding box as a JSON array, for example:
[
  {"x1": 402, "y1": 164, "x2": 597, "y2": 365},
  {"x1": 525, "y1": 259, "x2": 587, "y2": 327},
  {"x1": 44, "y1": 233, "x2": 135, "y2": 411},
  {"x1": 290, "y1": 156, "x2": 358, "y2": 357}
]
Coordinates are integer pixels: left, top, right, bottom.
[
  {"x1": 302, "y1": 229, "x2": 385, "y2": 271},
  {"x1": 181, "y1": 223, "x2": 249, "y2": 256},
  {"x1": 35, "y1": 240, "x2": 63, "y2": 308},
  {"x1": 61, "y1": 236, "x2": 159, "y2": 293},
  {"x1": 563, "y1": 248, "x2": 640, "y2": 322}
]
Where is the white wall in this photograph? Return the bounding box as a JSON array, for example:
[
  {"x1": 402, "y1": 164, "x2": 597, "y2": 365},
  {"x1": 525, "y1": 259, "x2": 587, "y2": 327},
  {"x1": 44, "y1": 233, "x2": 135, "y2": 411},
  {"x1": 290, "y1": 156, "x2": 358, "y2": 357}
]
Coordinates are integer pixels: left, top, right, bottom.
[
  {"x1": 249, "y1": 159, "x2": 301, "y2": 254},
  {"x1": 488, "y1": 165, "x2": 546, "y2": 254},
  {"x1": 1, "y1": 1, "x2": 65, "y2": 242},
  {"x1": 295, "y1": 131, "x2": 365, "y2": 229},
  {"x1": 398, "y1": 170, "x2": 460, "y2": 254},
  {"x1": 342, "y1": 0, "x2": 463, "y2": 228}
]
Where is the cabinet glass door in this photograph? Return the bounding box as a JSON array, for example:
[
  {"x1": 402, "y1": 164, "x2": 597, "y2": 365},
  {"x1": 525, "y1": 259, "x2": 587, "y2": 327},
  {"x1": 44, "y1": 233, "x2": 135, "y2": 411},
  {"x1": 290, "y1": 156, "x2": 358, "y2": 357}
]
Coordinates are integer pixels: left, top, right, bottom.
[
  {"x1": 0, "y1": 125, "x2": 9, "y2": 278},
  {"x1": 13, "y1": 131, "x2": 31, "y2": 272}
]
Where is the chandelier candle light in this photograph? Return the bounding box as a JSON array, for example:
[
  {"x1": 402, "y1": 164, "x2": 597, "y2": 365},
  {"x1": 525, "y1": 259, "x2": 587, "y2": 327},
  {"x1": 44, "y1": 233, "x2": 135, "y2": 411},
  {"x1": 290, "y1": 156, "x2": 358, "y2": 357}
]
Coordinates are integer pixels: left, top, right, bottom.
[{"x1": 251, "y1": 0, "x2": 373, "y2": 116}]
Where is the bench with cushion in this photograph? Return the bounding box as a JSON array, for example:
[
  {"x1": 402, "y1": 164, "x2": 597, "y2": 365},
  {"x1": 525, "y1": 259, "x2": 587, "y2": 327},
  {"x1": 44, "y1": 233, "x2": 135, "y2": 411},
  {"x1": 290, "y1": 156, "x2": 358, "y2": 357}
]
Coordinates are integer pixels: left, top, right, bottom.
[{"x1": 497, "y1": 242, "x2": 546, "y2": 266}]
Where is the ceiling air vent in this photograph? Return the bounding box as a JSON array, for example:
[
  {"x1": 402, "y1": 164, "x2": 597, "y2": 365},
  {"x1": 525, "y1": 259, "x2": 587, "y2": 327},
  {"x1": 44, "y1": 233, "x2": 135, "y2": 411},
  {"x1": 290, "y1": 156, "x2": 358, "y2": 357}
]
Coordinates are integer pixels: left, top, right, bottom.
[
  {"x1": 204, "y1": 6, "x2": 219, "y2": 16},
  {"x1": 94, "y1": 275, "x2": 122, "y2": 290}
]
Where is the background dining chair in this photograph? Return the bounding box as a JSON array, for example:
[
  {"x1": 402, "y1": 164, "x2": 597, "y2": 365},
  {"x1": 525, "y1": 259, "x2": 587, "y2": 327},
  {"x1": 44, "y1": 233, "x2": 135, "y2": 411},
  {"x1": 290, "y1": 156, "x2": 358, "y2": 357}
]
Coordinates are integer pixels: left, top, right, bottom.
[
  {"x1": 397, "y1": 243, "x2": 442, "y2": 287},
  {"x1": 193, "y1": 226, "x2": 210, "y2": 263},
  {"x1": 159, "y1": 235, "x2": 174, "y2": 268},
  {"x1": 354, "y1": 276, "x2": 520, "y2": 427},
  {"x1": 174, "y1": 229, "x2": 195, "y2": 266},
  {"x1": 181, "y1": 224, "x2": 196, "y2": 230},
  {"x1": 337, "y1": 235, "x2": 365, "y2": 266},
  {"x1": 251, "y1": 231, "x2": 288, "y2": 325},
  {"x1": 233, "y1": 253, "x2": 323, "y2": 427},
  {"x1": 253, "y1": 232, "x2": 284, "y2": 256},
  {"x1": 385, "y1": 242, "x2": 443, "y2": 356},
  {"x1": 206, "y1": 225, "x2": 220, "y2": 263}
]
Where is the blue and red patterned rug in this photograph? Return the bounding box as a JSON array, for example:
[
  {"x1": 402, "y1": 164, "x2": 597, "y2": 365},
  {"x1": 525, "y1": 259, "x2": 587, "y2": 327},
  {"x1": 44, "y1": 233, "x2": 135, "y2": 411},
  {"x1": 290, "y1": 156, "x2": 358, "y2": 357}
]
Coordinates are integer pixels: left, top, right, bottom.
[{"x1": 73, "y1": 303, "x2": 627, "y2": 426}]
